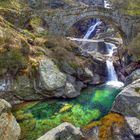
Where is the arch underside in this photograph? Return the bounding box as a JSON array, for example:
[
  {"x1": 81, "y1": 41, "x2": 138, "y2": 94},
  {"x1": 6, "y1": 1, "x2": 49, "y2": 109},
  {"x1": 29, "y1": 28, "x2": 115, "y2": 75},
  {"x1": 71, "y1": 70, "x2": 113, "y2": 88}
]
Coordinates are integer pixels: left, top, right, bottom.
[{"x1": 65, "y1": 14, "x2": 126, "y2": 39}]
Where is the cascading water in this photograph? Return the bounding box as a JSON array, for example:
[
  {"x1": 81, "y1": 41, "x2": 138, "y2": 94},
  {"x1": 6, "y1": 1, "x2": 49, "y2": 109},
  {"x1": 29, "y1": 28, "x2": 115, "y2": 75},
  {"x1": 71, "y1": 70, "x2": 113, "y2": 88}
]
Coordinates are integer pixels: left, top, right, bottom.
[
  {"x1": 83, "y1": 19, "x2": 102, "y2": 39},
  {"x1": 68, "y1": 19, "x2": 124, "y2": 88},
  {"x1": 106, "y1": 43, "x2": 124, "y2": 87}
]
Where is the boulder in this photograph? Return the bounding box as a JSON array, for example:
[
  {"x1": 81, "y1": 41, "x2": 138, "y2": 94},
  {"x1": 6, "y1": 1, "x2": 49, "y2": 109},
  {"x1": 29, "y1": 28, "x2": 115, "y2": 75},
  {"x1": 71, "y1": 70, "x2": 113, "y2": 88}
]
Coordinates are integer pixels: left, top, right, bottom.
[
  {"x1": 0, "y1": 99, "x2": 21, "y2": 140},
  {"x1": 112, "y1": 79, "x2": 140, "y2": 138},
  {"x1": 125, "y1": 69, "x2": 140, "y2": 85},
  {"x1": 112, "y1": 79, "x2": 140, "y2": 119},
  {"x1": 39, "y1": 59, "x2": 66, "y2": 91},
  {"x1": 64, "y1": 82, "x2": 80, "y2": 98},
  {"x1": 111, "y1": 123, "x2": 135, "y2": 140},
  {"x1": 125, "y1": 117, "x2": 140, "y2": 136},
  {"x1": 37, "y1": 122, "x2": 85, "y2": 140}
]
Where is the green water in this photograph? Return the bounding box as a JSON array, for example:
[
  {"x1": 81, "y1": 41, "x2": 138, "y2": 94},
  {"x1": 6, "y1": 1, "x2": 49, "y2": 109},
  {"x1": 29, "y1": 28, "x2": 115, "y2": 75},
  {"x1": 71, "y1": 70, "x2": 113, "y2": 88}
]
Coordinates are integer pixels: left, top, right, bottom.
[{"x1": 13, "y1": 84, "x2": 121, "y2": 140}]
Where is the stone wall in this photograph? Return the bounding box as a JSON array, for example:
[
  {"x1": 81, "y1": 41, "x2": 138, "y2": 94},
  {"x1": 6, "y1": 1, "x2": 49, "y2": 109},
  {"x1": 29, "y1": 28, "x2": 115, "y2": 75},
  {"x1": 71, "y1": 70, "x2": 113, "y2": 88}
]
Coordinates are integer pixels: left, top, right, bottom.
[{"x1": 77, "y1": 0, "x2": 104, "y2": 6}]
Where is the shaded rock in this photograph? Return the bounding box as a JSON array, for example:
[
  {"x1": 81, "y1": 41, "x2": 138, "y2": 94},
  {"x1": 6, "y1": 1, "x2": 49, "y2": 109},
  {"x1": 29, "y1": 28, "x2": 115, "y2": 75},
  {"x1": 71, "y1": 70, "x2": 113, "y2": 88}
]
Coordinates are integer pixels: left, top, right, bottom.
[
  {"x1": 39, "y1": 59, "x2": 66, "y2": 91},
  {"x1": 13, "y1": 75, "x2": 41, "y2": 100},
  {"x1": 111, "y1": 123, "x2": 135, "y2": 140},
  {"x1": 64, "y1": 82, "x2": 80, "y2": 98},
  {"x1": 61, "y1": 62, "x2": 76, "y2": 75},
  {"x1": 112, "y1": 79, "x2": 140, "y2": 119},
  {"x1": 92, "y1": 74, "x2": 102, "y2": 85},
  {"x1": 125, "y1": 117, "x2": 140, "y2": 136},
  {"x1": 125, "y1": 69, "x2": 140, "y2": 85},
  {"x1": 0, "y1": 99, "x2": 21, "y2": 140},
  {"x1": 37, "y1": 122, "x2": 85, "y2": 140}
]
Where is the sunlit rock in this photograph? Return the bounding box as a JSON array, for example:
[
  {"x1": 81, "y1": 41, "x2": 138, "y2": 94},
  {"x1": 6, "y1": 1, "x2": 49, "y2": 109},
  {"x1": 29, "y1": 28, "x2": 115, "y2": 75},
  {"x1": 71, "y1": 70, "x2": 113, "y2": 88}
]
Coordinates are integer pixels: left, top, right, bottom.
[
  {"x1": 37, "y1": 122, "x2": 85, "y2": 140},
  {"x1": 125, "y1": 117, "x2": 140, "y2": 136},
  {"x1": 0, "y1": 99, "x2": 21, "y2": 140},
  {"x1": 39, "y1": 59, "x2": 66, "y2": 91}
]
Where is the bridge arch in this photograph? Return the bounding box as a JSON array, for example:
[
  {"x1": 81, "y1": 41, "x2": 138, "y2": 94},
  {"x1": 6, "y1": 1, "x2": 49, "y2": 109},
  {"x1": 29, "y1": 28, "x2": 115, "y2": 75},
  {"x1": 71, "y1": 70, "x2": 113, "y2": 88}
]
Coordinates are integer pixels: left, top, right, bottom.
[
  {"x1": 65, "y1": 16, "x2": 126, "y2": 39},
  {"x1": 42, "y1": 6, "x2": 136, "y2": 42}
]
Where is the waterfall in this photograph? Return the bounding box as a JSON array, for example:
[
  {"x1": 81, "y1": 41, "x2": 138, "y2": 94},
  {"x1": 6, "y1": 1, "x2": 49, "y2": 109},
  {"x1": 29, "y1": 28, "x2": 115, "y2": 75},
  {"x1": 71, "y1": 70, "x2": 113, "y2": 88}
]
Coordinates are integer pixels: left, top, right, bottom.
[
  {"x1": 83, "y1": 20, "x2": 102, "y2": 39},
  {"x1": 0, "y1": 74, "x2": 12, "y2": 92},
  {"x1": 106, "y1": 43, "x2": 124, "y2": 87}
]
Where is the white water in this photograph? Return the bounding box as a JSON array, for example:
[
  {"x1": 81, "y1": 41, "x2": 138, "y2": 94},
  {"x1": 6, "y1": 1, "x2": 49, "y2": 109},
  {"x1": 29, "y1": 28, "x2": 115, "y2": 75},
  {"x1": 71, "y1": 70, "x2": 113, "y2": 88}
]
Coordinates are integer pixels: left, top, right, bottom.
[
  {"x1": 84, "y1": 20, "x2": 102, "y2": 39},
  {"x1": 106, "y1": 43, "x2": 124, "y2": 87},
  {"x1": 69, "y1": 19, "x2": 124, "y2": 88},
  {"x1": 104, "y1": 0, "x2": 110, "y2": 8}
]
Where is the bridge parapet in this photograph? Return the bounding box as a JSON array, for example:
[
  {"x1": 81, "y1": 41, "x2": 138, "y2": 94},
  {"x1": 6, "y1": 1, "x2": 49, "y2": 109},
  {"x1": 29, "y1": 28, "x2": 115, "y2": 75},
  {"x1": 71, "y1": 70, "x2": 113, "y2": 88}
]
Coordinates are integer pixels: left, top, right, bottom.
[{"x1": 35, "y1": 5, "x2": 139, "y2": 42}]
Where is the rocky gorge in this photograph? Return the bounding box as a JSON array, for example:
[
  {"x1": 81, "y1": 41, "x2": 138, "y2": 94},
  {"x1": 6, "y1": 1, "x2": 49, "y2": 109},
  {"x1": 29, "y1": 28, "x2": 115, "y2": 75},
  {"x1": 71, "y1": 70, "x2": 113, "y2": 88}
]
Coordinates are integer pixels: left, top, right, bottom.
[{"x1": 0, "y1": 0, "x2": 140, "y2": 140}]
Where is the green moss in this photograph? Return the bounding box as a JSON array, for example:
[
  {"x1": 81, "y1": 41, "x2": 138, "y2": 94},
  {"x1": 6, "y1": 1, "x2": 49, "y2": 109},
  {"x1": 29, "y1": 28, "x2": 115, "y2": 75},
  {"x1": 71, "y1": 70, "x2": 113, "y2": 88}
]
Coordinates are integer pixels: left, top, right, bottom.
[
  {"x1": 135, "y1": 87, "x2": 140, "y2": 94},
  {"x1": 126, "y1": 33, "x2": 140, "y2": 59},
  {"x1": 30, "y1": 16, "x2": 42, "y2": 28}
]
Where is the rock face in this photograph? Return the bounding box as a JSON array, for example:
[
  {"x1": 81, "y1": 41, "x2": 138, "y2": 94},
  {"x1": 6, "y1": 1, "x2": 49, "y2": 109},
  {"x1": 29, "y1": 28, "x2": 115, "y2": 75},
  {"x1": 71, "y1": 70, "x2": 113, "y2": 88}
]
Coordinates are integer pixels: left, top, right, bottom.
[
  {"x1": 112, "y1": 79, "x2": 140, "y2": 139},
  {"x1": 125, "y1": 69, "x2": 140, "y2": 85},
  {"x1": 77, "y1": 0, "x2": 104, "y2": 6},
  {"x1": 37, "y1": 122, "x2": 85, "y2": 140},
  {"x1": 38, "y1": 59, "x2": 83, "y2": 98},
  {"x1": 39, "y1": 59, "x2": 66, "y2": 91},
  {"x1": 125, "y1": 117, "x2": 140, "y2": 136},
  {"x1": 112, "y1": 79, "x2": 140, "y2": 118},
  {"x1": 0, "y1": 99, "x2": 21, "y2": 140}
]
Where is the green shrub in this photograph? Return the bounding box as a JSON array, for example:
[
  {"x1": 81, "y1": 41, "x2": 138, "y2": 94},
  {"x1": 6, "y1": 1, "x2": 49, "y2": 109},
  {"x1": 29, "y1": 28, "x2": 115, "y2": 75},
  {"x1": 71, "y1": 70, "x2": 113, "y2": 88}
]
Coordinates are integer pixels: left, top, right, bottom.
[{"x1": 0, "y1": 48, "x2": 28, "y2": 70}]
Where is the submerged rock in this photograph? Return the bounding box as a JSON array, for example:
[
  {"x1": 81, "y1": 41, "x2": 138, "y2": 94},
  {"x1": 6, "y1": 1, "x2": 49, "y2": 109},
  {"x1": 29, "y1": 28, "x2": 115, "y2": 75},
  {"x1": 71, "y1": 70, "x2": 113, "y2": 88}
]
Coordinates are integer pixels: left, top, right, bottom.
[
  {"x1": 37, "y1": 122, "x2": 85, "y2": 140},
  {"x1": 39, "y1": 59, "x2": 66, "y2": 91},
  {"x1": 0, "y1": 99, "x2": 21, "y2": 140}
]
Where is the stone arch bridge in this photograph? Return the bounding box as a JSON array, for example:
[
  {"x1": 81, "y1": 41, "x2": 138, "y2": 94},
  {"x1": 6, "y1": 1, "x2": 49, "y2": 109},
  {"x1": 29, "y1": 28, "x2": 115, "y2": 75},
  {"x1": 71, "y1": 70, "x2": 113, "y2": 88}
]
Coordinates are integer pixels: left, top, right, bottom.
[{"x1": 37, "y1": 5, "x2": 138, "y2": 42}]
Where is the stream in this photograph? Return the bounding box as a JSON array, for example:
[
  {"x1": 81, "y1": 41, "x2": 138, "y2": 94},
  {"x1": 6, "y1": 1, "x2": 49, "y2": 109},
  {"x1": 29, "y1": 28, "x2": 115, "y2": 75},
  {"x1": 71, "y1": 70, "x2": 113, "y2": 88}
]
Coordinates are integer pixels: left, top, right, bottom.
[{"x1": 13, "y1": 20, "x2": 124, "y2": 140}]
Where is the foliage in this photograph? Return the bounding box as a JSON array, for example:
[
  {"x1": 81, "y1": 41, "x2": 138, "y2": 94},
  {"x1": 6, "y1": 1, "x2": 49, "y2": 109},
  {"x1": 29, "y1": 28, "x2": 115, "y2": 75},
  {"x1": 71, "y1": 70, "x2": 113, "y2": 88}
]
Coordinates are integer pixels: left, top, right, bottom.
[
  {"x1": 0, "y1": 48, "x2": 28, "y2": 70},
  {"x1": 109, "y1": 0, "x2": 140, "y2": 15}
]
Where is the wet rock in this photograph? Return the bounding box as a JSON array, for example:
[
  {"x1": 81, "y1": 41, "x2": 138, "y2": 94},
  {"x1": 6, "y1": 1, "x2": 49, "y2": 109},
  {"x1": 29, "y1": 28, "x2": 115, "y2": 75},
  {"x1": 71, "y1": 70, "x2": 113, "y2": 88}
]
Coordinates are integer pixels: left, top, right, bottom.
[
  {"x1": 39, "y1": 59, "x2": 66, "y2": 91},
  {"x1": 0, "y1": 99, "x2": 21, "y2": 140},
  {"x1": 37, "y1": 122, "x2": 85, "y2": 140}
]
